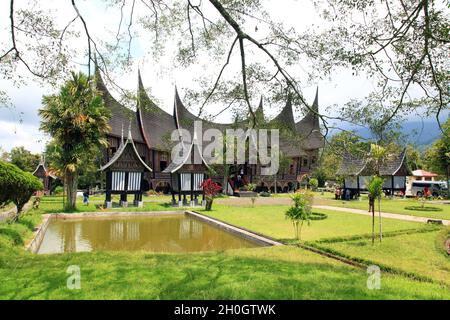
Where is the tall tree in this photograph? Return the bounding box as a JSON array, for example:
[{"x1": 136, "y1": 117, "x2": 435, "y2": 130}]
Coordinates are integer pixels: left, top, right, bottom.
[
  {"x1": 39, "y1": 72, "x2": 110, "y2": 211},
  {"x1": 319, "y1": 131, "x2": 369, "y2": 181},
  {"x1": 424, "y1": 118, "x2": 450, "y2": 198},
  {"x1": 7, "y1": 146, "x2": 40, "y2": 173}
]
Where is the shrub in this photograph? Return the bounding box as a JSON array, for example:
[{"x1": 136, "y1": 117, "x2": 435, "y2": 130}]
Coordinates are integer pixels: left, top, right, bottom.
[
  {"x1": 0, "y1": 161, "x2": 43, "y2": 222},
  {"x1": 259, "y1": 191, "x2": 271, "y2": 197},
  {"x1": 245, "y1": 183, "x2": 257, "y2": 192},
  {"x1": 285, "y1": 190, "x2": 314, "y2": 240},
  {"x1": 200, "y1": 179, "x2": 221, "y2": 211},
  {"x1": 53, "y1": 186, "x2": 64, "y2": 195},
  {"x1": 309, "y1": 178, "x2": 319, "y2": 191}
]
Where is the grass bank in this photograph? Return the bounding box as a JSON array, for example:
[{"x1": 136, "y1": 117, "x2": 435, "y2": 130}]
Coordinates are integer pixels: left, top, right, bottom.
[{"x1": 314, "y1": 193, "x2": 450, "y2": 220}]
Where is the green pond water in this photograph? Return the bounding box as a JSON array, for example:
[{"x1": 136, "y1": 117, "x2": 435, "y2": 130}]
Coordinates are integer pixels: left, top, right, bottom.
[{"x1": 37, "y1": 214, "x2": 260, "y2": 254}]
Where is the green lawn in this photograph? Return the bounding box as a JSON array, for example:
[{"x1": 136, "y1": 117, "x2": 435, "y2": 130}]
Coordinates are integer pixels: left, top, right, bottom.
[
  {"x1": 32, "y1": 195, "x2": 180, "y2": 215},
  {"x1": 315, "y1": 193, "x2": 450, "y2": 220},
  {"x1": 199, "y1": 205, "x2": 427, "y2": 242},
  {"x1": 0, "y1": 239, "x2": 449, "y2": 299},
  {"x1": 315, "y1": 228, "x2": 450, "y2": 286},
  {"x1": 0, "y1": 199, "x2": 449, "y2": 299},
  {"x1": 198, "y1": 204, "x2": 449, "y2": 290}
]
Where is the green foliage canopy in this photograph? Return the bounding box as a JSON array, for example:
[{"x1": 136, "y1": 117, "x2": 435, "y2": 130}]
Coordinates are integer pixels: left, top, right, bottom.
[{"x1": 0, "y1": 161, "x2": 43, "y2": 219}]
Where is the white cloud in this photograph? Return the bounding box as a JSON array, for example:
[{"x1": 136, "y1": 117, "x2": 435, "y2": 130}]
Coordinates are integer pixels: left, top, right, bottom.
[{"x1": 0, "y1": 120, "x2": 48, "y2": 153}]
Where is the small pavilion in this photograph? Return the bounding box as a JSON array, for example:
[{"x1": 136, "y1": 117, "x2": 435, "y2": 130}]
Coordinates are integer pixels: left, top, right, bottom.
[
  {"x1": 32, "y1": 156, "x2": 57, "y2": 195},
  {"x1": 337, "y1": 149, "x2": 411, "y2": 197},
  {"x1": 100, "y1": 127, "x2": 152, "y2": 208},
  {"x1": 163, "y1": 132, "x2": 209, "y2": 207}
]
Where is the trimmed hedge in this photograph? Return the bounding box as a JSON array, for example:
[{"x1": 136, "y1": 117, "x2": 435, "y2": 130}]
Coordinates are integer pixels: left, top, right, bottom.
[
  {"x1": 405, "y1": 206, "x2": 443, "y2": 212},
  {"x1": 310, "y1": 226, "x2": 440, "y2": 244},
  {"x1": 0, "y1": 161, "x2": 43, "y2": 218},
  {"x1": 310, "y1": 212, "x2": 328, "y2": 221}
]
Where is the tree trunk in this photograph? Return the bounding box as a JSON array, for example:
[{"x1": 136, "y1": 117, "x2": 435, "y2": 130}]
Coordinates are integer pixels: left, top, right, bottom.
[
  {"x1": 447, "y1": 165, "x2": 449, "y2": 199},
  {"x1": 65, "y1": 170, "x2": 78, "y2": 211},
  {"x1": 205, "y1": 198, "x2": 213, "y2": 211},
  {"x1": 371, "y1": 200, "x2": 375, "y2": 246},
  {"x1": 378, "y1": 196, "x2": 382, "y2": 242},
  {"x1": 223, "y1": 165, "x2": 229, "y2": 195},
  {"x1": 274, "y1": 174, "x2": 278, "y2": 194}
]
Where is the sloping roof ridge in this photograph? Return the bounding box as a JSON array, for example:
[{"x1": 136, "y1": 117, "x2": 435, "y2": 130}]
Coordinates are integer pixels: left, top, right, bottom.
[
  {"x1": 99, "y1": 126, "x2": 152, "y2": 172},
  {"x1": 137, "y1": 70, "x2": 173, "y2": 117}
]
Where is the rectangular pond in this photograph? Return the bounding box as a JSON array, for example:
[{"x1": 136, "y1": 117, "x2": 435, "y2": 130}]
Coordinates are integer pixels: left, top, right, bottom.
[{"x1": 37, "y1": 214, "x2": 261, "y2": 254}]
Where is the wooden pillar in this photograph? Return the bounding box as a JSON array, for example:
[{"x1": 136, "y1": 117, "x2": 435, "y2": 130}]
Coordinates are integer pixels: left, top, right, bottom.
[
  {"x1": 105, "y1": 171, "x2": 112, "y2": 208},
  {"x1": 177, "y1": 173, "x2": 182, "y2": 204},
  {"x1": 356, "y1": 175, "x2": 360, "y2": 197},
  {"x1": 152, "y1": 150, "x2": 156, "y2": 179},
  {"x1": 191, "y1": 173, "x2": 195, "y2": 200},
  {"x1": 391, "y1": 176, "x2": 395, "y2": 197}
]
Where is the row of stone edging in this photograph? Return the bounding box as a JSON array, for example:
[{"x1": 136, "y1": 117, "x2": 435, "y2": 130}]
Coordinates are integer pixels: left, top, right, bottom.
[
  {"x1": 26, "y1": 211, "x2": 186, "y2": 254},
  {"x1": 25, "y1": 210, "x2": 282, "y2": 254},
  {"x1": 188, "y1": 210, "x2": 283, "y2": 247},
  {"x1": 51, "y1": 211, "x2": 184, "y2": 219},
  {"x1": 26, "y1": 214, "x2": 51, "y2": 253}
]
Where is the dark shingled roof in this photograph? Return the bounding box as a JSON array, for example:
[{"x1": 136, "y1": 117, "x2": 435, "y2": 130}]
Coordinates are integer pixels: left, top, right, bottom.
[
  {"x1": 295, "y1": 88, "x2": 324, "y2": 150},
  {"x1": 173, "y1": 87, "x2": 249, "y2": 133},
  {"x1": 99, "y1": 68, "x2": 324, "y2": 157},
  {"x1": 379, "y1": 149, "x2": 410, "y2": 176},
  {"x1": 336, "y1": 153, "x2": 368, "y2": 176},
  {"x1": 270, "y1": 96, "x2": 296, "y2": 130},
  {"x1": 336, "y1": 149, "x2": 410, "y2": 176},
  {"x1": 162, "y1": 137, "x2": 211, "y2": 174},
  {"x1": 137, "y1": 70, "x2": 176, "y2": 151},
  {"x1": 99, "y1": 127, "x2": 152, "y2": 172},
  {"x1": 95, "y1": 69, "x2": 144, "y2": 143}
]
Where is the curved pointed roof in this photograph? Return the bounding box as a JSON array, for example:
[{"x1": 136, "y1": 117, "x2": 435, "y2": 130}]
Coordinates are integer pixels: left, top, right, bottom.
[
  {"x1": 32, "y1": 155, "x2": 57, "y2": 179},
  {"x1": 99, "y1": 127, "x2": 152, "y2": 172},
  {"x1": 137, "y1": 70, "x2": 176, "y2": 150},
  {"x1": 95, "y1": 68, "x2": 144, "y2": 143},
  {"x1": 270, "y1": 95, "x2": 296, "y2": 130},
  {"x1": 295, "y1": 87, "x2": 324, "y2": 149},
  {"x1": 99, "y1": 68, "x2": 325, "y2": 158},
  {"x1": 253, "y1": 96, "x2": 265, "y2": 124}
]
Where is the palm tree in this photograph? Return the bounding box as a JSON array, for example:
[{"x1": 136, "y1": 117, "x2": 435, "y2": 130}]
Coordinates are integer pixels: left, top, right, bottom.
[{"x1": 39, "y1": 72, "x2": 110, "y2": 211}]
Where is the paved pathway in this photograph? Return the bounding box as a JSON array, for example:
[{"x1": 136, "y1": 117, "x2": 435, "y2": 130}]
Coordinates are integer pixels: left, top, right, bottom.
[{"x1": 313, "y1": 205, "x2": 450, "y2": 226}]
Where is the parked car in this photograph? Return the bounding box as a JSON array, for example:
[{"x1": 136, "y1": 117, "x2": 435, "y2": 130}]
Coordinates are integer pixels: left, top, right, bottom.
[{"x1": 406, "y1": 181, "x2": 447, "y2": 197}]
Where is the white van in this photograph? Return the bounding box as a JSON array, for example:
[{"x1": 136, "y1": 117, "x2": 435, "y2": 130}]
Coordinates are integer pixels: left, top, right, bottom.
[{"x1": 406, "y1": 181, "x2": 447, "y2": 197}]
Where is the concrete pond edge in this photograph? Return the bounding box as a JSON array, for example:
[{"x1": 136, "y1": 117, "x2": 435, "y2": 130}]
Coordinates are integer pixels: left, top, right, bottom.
[{"x1": 26, "y1": 210, "x2": 282, "y2": 253}]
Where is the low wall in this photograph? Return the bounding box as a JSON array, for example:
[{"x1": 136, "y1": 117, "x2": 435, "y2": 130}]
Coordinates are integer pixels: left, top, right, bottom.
[
  {"x1": 26, "y1": 210, "x2": 282, "y2": 254},
  {"x1": 186, "y1": 210, "x2": 283, "y2": 247},
  {"x1": 26, "y1": 214, "x2": 51, "y2": 253}
]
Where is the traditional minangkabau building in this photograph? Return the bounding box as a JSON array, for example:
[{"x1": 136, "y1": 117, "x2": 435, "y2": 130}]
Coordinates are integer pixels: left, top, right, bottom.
[
  {"x1": 96, "y1": 69, "x2": 324, "y2": 195},
  {"x1": 32, "y1": 156, "x2": 57, "y2": 195},
  {"x1": 336, "y1": 149, "x2": 411, "y2": 197}
]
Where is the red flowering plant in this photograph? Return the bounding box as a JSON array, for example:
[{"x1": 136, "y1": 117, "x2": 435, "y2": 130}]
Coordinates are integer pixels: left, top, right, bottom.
[{"x1": 200, "y1": 179, "x2": 221, "y2": 211}]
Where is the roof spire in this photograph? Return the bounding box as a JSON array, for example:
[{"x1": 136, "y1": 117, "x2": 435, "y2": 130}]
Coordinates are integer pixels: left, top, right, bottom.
[
  {"x1": 312, "y1": 86, "x2": 319, "y2": 111},
  {"x1": 121, "y1": 123, "x2": 124, "y2": 145},
  {"x1": 128, "y1": 121, "x2": 132, "y2": 140}
]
